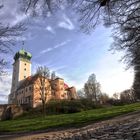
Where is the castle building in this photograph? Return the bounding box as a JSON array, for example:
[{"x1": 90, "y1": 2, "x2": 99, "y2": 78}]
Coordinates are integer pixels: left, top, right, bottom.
[{"x1": 8, "y1": 49, "x2": 77, "y2": 108}]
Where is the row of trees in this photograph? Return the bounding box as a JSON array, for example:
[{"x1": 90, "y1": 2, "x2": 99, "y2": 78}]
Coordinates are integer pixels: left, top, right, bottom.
[
  {"x1": 78, "y1": 73, "x2": 137, "y2": 105},
  {"x1": 113, "y1": 89, "x2": 136, "y2": 104}
]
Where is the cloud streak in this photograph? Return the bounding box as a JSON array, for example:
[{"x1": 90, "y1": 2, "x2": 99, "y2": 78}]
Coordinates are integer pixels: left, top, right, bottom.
[
  {"x1": 58, "y1": 14, "x2": 74, "y2": 30},
  {"x1": 40, "y1": 39, "x2": 71, "y2": 54}
]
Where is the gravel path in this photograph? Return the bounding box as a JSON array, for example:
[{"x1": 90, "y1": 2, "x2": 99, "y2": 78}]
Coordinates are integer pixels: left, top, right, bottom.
[{"x1": 1, "y1": 111, "x2": 140, "y2": 140}]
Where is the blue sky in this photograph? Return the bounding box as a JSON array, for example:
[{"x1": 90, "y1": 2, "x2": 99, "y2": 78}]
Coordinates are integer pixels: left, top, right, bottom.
[{"x1": 0, "y1": 0, "x2": 134, "y2": 103}]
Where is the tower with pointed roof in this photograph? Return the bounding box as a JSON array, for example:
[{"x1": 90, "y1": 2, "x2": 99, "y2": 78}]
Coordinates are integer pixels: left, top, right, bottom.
[{"x1": 8, "y1": 49, "x2": 32, "y2": 104}]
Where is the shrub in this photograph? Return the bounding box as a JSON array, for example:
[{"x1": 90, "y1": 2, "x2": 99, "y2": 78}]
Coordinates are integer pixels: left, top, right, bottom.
[
  {"x1": 46, "y1": 100, "x2": 82, "y2": 114},
  {"x1": 19, "y1": 99, "x2": 103, "y2": 116},
  {"x1": 107, "y1": 98, "x2": 125, "y2": 106},
  {"x1": 45, "y1": 99, "x2": 102, "y2": 114}
]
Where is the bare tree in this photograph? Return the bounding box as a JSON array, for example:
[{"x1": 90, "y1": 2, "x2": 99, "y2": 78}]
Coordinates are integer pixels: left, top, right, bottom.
[
  {"x1": 84, "y1": 73, "x2": 101, "y2": 103},
  {"x1": 77, "y1": 0, "x2": 140, "y2": 99},
  {"x1": 133, "y1": 66, "x2": 140, "y2": 100},
  {"x1": 77, "y1": 89, "x2": 85, "y2": 99},
  {"x1": 120, "y1": 89, "x2": 136, "y2": 103},
  {"x1": 0, "y1": 3, "x2": 26, "y2": 74},
  {"x1": 98, "y1": 93, "x2": 109, "y2": 104},
  {"x1": 36, "y1": 66, "x2": 51, "y2": 115},
  {"x1": 0, "y1": 23, "x2": 26, "y2": 74},
  {"x1": 51, "y1": 71, "x2": 56, "y2": 80},
  {"x1": 20, "y1": 0, "x2": 66, "y2": 17},
  {"x1": 113, "y1": 92, "x2": 120, "y2": 100}
]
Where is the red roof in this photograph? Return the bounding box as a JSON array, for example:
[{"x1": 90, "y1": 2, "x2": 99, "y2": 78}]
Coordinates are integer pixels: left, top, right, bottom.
[
  {"x1": 17, "y1": 74, "x2": 38, "y2": 90},
  {"x1": 64, "y1": 83, "x2": 69, "y2": 89}
]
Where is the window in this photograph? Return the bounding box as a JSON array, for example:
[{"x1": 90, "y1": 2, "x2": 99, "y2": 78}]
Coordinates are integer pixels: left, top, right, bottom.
[
  {"x1": 24, "y1": 76, "x2": 26, "y2": 78},
  {"x1": 26, "y1": 88, "x2": 28, "y2": 92},
  {"x1": 24, "y1": 63, "x2": 26, "y2": 66},
  {"x1": 52, "y1": 91, "x2": 55, "y2": 96},
  {"x1": 60, "y1": 82, "x2": 63, "y2": 85},
  {"x1": 29, "y1": 86, "x2": 32, "y2": 91},
  {"x1": 24, "y1": 68, "x2": 26, "y2": 71},
  {"x1": 61, "y1": 94, "x2": 64, "y2": 97}
]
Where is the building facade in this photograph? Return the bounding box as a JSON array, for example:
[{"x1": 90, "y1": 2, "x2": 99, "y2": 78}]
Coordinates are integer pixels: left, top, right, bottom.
[{"x1": 8, "y1": 49, "x2": 77, "y2": 107}]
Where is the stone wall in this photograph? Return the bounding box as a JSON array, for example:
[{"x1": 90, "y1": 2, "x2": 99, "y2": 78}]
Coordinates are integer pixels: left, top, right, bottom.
[{"x1": 0, "y1": 104, "x2": 23, "y2": 120}]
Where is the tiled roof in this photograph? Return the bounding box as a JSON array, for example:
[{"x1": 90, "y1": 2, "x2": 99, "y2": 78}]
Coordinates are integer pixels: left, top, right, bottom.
[
  {"x1": 54, "y1": 77, "x2": 64, "y2": 80},
  {"x1": 64, "y1": 83, "x2": 69, "y2": 89},
  {"x1": 17, "y1": 74, "x2": 38, "y2": 90},
  {"x1": 17, "y1": 74, "x2": 73, "y2": 92}
]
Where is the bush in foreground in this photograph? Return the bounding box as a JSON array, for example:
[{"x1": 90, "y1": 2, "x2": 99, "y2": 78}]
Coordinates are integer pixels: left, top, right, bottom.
[{"x1": 29, "y1": 99, "x2": 102, "y2": 115}]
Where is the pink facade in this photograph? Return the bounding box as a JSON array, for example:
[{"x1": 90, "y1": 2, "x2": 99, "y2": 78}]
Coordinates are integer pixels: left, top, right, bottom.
[{"x1": 15, "y1": 75, "x2": 77, "y2": 108}]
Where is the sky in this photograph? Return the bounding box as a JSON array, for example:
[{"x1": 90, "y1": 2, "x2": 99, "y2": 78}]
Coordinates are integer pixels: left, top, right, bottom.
[{"x1": 0, "y1": 0, "x2": 134, "y2": 103}]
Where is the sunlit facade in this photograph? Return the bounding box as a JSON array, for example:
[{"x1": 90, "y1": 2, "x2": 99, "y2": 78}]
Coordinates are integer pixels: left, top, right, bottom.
[{"x1": 8, "y1": 49, "x2": 77, "y2": 107}]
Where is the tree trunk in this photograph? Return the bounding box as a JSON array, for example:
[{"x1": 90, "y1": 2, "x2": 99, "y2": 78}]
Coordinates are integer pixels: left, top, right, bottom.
[
  {"x1": 42, "y1": 100, "x2": 46, "y2": 116},
  {"x1": 133, "y1": 65, "x2": 140, "y2": 100}
]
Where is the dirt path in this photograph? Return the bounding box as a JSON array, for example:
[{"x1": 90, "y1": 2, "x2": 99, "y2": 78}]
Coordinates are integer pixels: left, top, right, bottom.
[{"x1": 0, "y1": 110, "x2": 140, "y2": 140}]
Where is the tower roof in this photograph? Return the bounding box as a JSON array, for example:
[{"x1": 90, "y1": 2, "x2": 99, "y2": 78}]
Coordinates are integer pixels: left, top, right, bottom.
[{"x1": 14, "y1": 49, "x2": 32, "y2": 61}]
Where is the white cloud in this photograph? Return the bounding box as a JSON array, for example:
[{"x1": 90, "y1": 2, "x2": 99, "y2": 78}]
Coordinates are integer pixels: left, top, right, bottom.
[
  {"x1": 11, "y1": 14, "x2": 28, "y2": 26},
  {"x1": 57, "y1": 51, "x2": 134, "y2": 97},
  {"x1": 100, "y1": 69, "x2": 133, "y2": 96},
  {"x1": 40, "y1": 39, "x2": 71, "y2": 54},
  {"x1": 56, "y1": 73, "x2": 81, "y2": 88},
  {"x1": 0, "y1": 0, "x2": 28, "y2": 26},
  {"x1": 54, "y1": 40, "x2": 70, "y2": 48},
  {"x1": 0, "y1": 73, "x2": 12, "y2": 104},
  {"x1": 50, "y1": 65, "x2": 67, "y2": 72},
  {"x1": 93, "y1": 52, "x2": 134, "y2": 96},
  {"x1": 45, "y1": 26, "x2": 55, "y2": 34},
  {"x1": 58, "y1": 14, "x2": 74, "y2": 30},
  {"x1": 40, "y1": 48, "x2": 53, "y2": 54}
]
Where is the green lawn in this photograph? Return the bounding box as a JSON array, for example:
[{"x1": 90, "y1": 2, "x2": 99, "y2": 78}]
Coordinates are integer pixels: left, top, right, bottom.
[{"x1": 0, "y1": 103, "x2": 140, "y2": 133}]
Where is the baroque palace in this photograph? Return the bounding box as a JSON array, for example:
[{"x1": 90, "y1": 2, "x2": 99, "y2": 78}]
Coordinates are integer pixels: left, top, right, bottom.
[{"x1": 8, "y1": 49, "x2": 77, "y2": 108}]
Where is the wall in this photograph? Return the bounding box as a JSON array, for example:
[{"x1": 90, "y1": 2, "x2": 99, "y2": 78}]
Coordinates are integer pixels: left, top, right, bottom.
[{"x1": 0, "y1": 104, "x2": 23, "y2": 120}]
